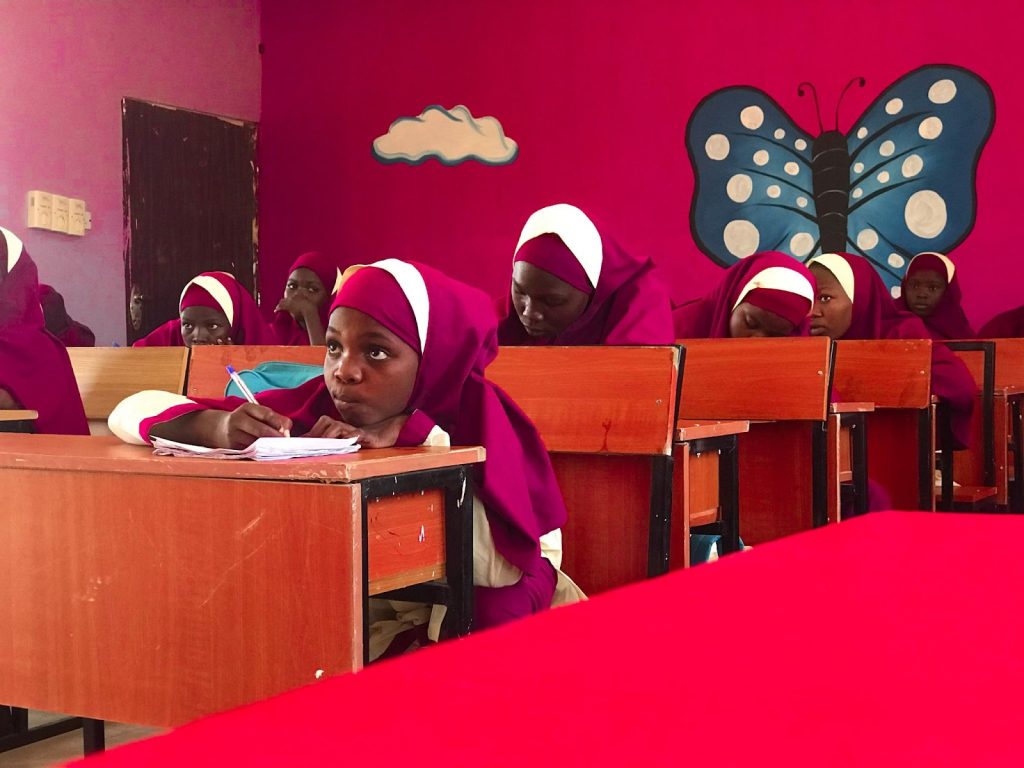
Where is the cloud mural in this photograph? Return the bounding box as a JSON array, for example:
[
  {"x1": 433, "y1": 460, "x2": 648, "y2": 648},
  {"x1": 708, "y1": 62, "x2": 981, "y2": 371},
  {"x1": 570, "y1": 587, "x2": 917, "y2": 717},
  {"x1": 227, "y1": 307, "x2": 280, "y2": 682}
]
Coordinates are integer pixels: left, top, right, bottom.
[{"x1": 372, "y1": 105, "x2": 518, "y2": 166}]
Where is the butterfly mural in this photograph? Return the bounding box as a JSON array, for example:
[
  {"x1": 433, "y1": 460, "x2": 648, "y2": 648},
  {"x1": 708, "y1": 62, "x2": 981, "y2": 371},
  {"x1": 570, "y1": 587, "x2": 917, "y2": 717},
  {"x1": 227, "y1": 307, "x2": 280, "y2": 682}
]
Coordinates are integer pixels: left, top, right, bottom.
[{"x1": 686, "y1": 64, "x2": 995, "y2": 295}]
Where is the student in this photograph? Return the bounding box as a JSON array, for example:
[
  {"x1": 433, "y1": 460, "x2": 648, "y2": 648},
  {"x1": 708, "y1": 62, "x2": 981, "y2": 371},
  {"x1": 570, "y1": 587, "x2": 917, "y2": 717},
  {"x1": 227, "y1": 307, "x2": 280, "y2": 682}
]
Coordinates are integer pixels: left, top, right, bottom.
[
  {"x1": 895, "y1": 252, "x2": 975, "y2": 340},
  {"x1": 39, "y1": 284, "x2": 96, "y2": 346},
  {"x1": 271, "y1": 251, "x2": 343, "y2": 345},
  {"x1": 0, "y1": 227, "x2": 88, "y2": 435},
  {"x1": 673, "y1": 251, "x2": 816, "y2": 338},
  {"x1": 497, "y1": 203, "x2": 674, "y2": 345},
  {"x1": 808, "y1": 252, "x2": 975, "y2": 449},
  {"x1": 978, "y1": 305, "x2": 1024, "y2": 337},
  {"x1": 110, "y1": 259, "x2": 584, "y2": 641},
  {"x1": 133, "y1": 271, "x2": 276, "y2": 347}
]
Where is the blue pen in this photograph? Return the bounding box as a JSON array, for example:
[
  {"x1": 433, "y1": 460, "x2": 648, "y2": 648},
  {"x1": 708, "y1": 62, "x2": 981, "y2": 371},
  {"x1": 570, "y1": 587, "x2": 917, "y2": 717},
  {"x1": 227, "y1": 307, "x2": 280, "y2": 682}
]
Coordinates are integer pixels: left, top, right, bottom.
[{"x1": 227, "y1": 365, "x2": 290, "y2": 437}]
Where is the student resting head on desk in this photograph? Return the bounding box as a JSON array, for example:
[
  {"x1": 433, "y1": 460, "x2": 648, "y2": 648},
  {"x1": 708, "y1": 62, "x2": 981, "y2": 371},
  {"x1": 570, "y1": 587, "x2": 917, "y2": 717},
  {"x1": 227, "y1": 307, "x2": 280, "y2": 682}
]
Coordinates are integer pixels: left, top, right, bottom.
[
  {"x1": 270, "y1": 250, "x2": 343, "y2": 346},
  {"x1": 497, "y1": 203, "x2": 674, "y2": 345},
  {"x1": 110, "y1": 258, "x2": 585, "y2": 651},
  {"x1": 672, "y1": 251, "x2": 816, "y2": 338},
  {"x1": 808, "y1": 251, "x2": 976, "y2": 449},
  {"x1": 894, "y1": 252, "x2": 975, "y2": 340},
  {"x1": 133, "y1": 271, "x2": 277, "y2": 348},
  {"x1": 0, "y1": 226, "x2": 88, "y2": 434}
]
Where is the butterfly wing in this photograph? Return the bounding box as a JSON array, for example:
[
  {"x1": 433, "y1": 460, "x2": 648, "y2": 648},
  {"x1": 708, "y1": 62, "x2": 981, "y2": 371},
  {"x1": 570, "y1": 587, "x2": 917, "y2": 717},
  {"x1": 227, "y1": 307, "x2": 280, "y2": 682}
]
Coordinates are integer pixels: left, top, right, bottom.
[
  {"x1": 686, "y1": 87, "x2": 820, "y2": 265},
  {"x1": 844, "y1": 65, "x2": 994, "y2": 292}
]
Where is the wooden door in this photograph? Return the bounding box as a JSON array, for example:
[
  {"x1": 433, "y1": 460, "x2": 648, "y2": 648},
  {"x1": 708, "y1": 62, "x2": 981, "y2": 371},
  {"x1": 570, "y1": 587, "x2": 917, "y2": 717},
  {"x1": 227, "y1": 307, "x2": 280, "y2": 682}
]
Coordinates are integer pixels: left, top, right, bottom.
[{"x1": 122, "y1": 98, "x2": 258, "y2": 342}]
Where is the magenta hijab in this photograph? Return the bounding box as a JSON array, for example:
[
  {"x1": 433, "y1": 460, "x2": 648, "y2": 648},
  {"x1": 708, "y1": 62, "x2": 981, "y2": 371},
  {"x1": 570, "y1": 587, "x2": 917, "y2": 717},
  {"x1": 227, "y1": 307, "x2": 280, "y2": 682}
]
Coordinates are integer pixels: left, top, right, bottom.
[
  {"x1": 673, "y1": 252, "x2": 816, "y2": 337},
  {"x1": 184, "y1": 260, "x2": 566, "y2": 572},
  {"x1": 0, "y1": 228, "x2": 88, "y2": 435},
  {"x1": 271, "y1": 251, "x2": 343, "y2": 345},
  {"x1": 895, "y1": 252, "x2": 975, "y2": 340},
  {"x1": 497, "y1": 204, "x2": 674, "y2": 345},
  {"x1": 133, "y1": 272, "x2": 276, "y2": 347},
  {"x1": 810, "y1": 252, "x2": 976, "y2": 449}
]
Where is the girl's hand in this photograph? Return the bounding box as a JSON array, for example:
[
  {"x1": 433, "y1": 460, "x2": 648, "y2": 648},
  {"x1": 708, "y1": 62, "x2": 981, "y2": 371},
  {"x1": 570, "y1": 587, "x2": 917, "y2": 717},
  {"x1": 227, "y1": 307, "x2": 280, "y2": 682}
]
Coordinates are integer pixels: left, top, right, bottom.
[
  {"x1": 305, "y1": 413, "x2": 409, "y2": 448},
  {"x1": 219, "y1": 404, "x2": 292, "y2": 449},
  {"x1": 306, "y1": 415, "x2": 360, "y2": 439},
  {"x1": 0, "y1": 387, "x2": 21, "y2": 410}
]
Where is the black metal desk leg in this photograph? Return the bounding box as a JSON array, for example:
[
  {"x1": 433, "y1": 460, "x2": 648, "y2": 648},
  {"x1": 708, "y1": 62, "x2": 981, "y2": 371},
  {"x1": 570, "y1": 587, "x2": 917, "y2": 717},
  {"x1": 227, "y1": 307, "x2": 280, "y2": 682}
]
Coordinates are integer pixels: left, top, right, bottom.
[
  {"x1": 647, "y1": 455, "x2": 673, "y2": 576},
  {"x1": 83, "y1": 719, "x2": 105, "y2": 754},
  {"x1": 851, "y1": 414, "x2": 869, "y2": 517},
  {"x1": 443, "y1": 466, "x2": 474, "y2": 637},
  {"x1": 812, "y1": 424, "x2": 828, "y2": 527},
  {"x1": 718, "y1": 436, "x2": 741, "y2": 553},
  {"x1": 1012, "y1": 399, "x2": 1024, "y2": 513}
]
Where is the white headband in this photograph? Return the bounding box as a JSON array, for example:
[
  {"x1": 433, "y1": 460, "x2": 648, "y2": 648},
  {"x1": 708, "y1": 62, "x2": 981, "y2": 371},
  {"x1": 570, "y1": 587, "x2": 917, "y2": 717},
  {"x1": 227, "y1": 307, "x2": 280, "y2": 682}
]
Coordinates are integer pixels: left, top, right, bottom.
[
  {"x1": 339, "y1": 259, "x2": 429, "y2": 354},
  {"x1": 732, "y1": 266, "x2": 815, "y2": 312},
  {"x1": 180, "y1": 273, "x2": 235, "y2": 327},
  {"x1": 514, "y1": 203, "x2": 602, "y2": 290},
  {"x1": 809, "y1": 253, "x2": 856, "y2": 303},
  {"x1": 1, "y1": 227, "x2": 24, "y2": 274}
]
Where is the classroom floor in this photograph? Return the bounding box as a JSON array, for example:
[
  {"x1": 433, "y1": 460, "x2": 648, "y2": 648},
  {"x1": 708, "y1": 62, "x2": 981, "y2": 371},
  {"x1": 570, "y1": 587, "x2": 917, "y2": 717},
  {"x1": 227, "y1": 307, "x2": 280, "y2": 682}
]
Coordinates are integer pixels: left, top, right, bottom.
[{"x1": 2, "y1": 712, "x2": 160, "y2": 767}]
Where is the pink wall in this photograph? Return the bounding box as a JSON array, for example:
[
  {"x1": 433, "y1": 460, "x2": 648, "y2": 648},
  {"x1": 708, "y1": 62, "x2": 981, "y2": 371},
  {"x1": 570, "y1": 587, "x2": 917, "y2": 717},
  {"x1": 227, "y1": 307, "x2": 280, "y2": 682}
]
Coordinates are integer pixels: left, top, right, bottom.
[
  {"x1": 259, "y1": 0, "x2": 1022, "y2": 329},
  {"x1": 0, "y1": 0, "x2": 261, "y2": 345}
]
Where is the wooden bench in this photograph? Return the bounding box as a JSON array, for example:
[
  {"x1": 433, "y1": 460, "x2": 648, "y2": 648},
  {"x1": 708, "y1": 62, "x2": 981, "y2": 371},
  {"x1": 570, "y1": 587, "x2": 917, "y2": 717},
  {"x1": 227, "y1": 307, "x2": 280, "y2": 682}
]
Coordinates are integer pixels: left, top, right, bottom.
[
  {"x1": 487, "y1": 346, "x2": 683, "y2": 595},
  {"x1": 676, "y1": 337, "x2": 835, "y2": 544},
  {"x1": 68, "y1": 347, "x2": 190, "y2": 435},
  {"x1": 833, "y1": 340, "x2": 934, "y2": 511}
]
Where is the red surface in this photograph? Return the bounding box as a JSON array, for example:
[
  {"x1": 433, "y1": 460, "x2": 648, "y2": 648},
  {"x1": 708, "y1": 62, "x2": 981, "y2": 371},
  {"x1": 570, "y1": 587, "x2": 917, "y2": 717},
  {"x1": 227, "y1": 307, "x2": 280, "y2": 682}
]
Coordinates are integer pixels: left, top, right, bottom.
[
  {"x1": 76, "y1": 512, "x2": 1024, "y2": 766},
  {"x1": 259, "y1": 0, "x2": 1024, "y2": 329}
]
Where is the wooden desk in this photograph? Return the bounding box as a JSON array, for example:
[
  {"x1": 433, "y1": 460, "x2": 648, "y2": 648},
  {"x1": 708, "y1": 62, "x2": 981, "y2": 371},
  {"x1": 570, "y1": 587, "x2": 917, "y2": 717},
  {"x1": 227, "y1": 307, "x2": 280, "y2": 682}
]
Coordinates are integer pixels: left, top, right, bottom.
[
  {"x1": 677, "y1": 337, "x2": 834, "y2": 544},
  {"x1": 671, "y1": 419, "x2": 749, "y2": 565},
  {"x1": 0, "y1": 434, "x2": 482, "y2": 730},
  {"x1": 0, "y1": 410, "x2": 38, "y2": 433},
  {"x1": 833, "y1": 340, "x2": 934, "y2": 510}
]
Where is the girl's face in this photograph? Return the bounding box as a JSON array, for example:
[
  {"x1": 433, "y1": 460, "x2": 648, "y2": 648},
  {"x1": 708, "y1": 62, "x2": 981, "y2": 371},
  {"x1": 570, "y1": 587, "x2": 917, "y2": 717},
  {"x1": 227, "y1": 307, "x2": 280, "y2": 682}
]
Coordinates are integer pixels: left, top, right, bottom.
[
  {"x1": 903, "y1": 269, "x2": 946, "y2": 318},
  {"x1": 511, "y1": 261, "x2": 589, "y2": 339},
  {"x1": 284, "y1": 268, "x2": 328, "y2": 308},
  {"x1": 729, "y1": 301, "x2": 795, "y2": 338},
  {"x1": 180, "y1": 306, "x2": 232, "y2": 346},
  {"x1": 324, "y1": 307, "x2": 419, "y2": 428},
  {"x1": 809, "y1": 264, "x2": 854, "y2": 339}
]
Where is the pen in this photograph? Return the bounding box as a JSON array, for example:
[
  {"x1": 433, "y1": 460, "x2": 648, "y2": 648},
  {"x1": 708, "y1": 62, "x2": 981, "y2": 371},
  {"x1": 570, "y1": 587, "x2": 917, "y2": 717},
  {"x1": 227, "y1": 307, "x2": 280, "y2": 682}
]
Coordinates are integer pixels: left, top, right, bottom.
[{"x1": 227, "y1": 365, "x2": 290, "y2": 437}]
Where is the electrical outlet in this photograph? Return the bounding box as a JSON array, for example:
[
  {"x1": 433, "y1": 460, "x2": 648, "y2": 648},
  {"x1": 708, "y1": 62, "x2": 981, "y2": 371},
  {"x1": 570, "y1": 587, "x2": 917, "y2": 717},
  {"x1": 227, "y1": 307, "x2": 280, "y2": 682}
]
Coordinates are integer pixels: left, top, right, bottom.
[
  {"x1": 52, "y1": 195, "x2": 70, "y2": 233},
  {"x1": 68, "y1": 198, "x2": 86, "y2": 236},
  {"x1": 27, "y1": 190, "x2": 53, "y2": 230}
]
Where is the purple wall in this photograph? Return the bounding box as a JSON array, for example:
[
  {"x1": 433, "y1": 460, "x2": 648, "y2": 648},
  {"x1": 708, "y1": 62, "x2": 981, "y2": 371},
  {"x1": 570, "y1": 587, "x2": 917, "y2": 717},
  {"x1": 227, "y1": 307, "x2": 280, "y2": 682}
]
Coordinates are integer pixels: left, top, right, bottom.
[{"x1": 0, "y1": 0, "x2": 261, "y2": 344}]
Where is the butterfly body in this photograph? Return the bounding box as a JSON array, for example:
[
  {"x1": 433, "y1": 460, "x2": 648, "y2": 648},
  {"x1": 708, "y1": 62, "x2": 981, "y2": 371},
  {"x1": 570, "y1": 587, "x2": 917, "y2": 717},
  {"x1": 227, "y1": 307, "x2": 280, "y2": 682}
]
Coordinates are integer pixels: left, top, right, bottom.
[
  {"x1": 811, "y1": 130, "x2": 852, "y2": 253},
  {"x1": 686, "y1": 65, "x2": 995, "y2": 293}
]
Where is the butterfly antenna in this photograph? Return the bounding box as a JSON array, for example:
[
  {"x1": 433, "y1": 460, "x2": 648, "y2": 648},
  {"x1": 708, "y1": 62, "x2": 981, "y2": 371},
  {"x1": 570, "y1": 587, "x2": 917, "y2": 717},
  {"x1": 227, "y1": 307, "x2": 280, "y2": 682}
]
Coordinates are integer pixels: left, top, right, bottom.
[
  {"x1": 797, "y1": 82, "x2": 824, "y2": 134},
  {"x1": 835, "y1": 76, "x2": 866, "y2": 130}
]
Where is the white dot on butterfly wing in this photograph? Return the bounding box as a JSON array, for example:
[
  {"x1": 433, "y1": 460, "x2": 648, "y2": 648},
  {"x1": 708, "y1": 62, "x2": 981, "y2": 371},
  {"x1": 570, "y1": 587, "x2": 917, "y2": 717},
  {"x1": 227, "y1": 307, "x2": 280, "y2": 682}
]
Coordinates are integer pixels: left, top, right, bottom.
[
  {"x1": 905, "y1": 190, "x2": 947, "y2": 239},
  {"x1": 724, "y1": 220, "x2": 760, "y2": 257},
  {"x1": 888, "y1": 253, "x2": 906, "y2": 268},
  {"x1": 740, "y1": 106, "x2": 765, "y2": 130},
  {"x1": 852, "y1": 188, "x2": 864, "y2": 199},
  {"x1": 857, "y1": 126, "x2": 868, "y2": 139},
  {"x1": 794, "y1": 138, "x2": 807, "y2": 150},
  {"x1": 919, "y1": 117, "x2": 943, "y2": 140},
  {"x1": 885, "y1": 98, "x2": 904, "y2": 114},
  {"x1": 796, "y1": 196, "x2": 808, "y2": 208},
  {"x1": 774, "y1": 128, "x2": 785, "y2": 139},
  {"x1": 856, "y1": 229, "x2": 879, "y2": 250},
  {"x1": 891, "y1": 286, "x2": 902, "y2": 299},
  {"x1": 784, "y1": 162, "x2": 800, "y2": 176},
  {"x1": 726, "y1": 174, "x2": 753, "y2": 203},
  {"x1": 853, "y1": 162, "x2": 865, "y2": 173},
  {"x1": 766, "y1": 185, "x2": 781, "y2": 198},
  {"x1": 790, "y1": 232, "x2": 814, "y2": 257},
  {"x1": 877, "y1": 171, "x2": 890, "y2": 183},
  {"x1": 929, "y1": 79, "x2": 957, "y2": 104},
  {"x1": 753, "y1": 150, "x2": 770, "y2": 166},
  {"x1": 705, "y1": 134, "x2": 730, "y2": 160},
  {"x1": 879, "y1": 140, "x2": 895, "y2": 157},
  {"x1": 902, "y1": 154, "x2": 924, "y2": 177}
]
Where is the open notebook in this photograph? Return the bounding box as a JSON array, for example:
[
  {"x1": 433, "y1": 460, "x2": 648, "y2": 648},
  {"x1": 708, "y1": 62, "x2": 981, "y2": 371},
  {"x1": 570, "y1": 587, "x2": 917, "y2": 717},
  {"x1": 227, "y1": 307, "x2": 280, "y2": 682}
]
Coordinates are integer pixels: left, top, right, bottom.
[{"x1": 151, "y1": 436, "x2": 360, "y2": 461}]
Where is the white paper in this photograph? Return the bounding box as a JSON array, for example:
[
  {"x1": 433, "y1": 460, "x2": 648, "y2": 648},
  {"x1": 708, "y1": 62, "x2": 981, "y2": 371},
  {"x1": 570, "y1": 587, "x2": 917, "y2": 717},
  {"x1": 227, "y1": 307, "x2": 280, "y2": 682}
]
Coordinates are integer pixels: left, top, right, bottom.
[{"x1": 152, "y1": 435, "x2": 360, "y2": 461}]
